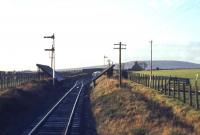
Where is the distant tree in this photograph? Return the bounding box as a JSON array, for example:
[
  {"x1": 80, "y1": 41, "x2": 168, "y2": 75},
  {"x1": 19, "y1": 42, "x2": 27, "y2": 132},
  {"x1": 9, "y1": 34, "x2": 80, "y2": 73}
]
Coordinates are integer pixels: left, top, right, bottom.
[
  {"x1": 131, "y1": 61, "x2": 144, "y2": 71},
  {"x1": 156, "y1": 67, "x2": 160, "y2": 70}
]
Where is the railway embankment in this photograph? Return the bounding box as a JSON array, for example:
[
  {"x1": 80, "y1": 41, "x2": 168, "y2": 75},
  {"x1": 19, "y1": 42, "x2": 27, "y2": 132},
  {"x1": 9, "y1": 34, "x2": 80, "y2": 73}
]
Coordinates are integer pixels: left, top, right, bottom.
[{"x1": 90, "y1": 76, "x2": 200, "y2": 135}]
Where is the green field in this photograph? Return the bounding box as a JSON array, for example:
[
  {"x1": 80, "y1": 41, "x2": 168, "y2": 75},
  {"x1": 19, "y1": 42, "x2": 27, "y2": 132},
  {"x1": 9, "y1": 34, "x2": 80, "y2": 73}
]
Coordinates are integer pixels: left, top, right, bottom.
[{"x1": 135, "y1": 69, "x2": 200, "y2": 86}]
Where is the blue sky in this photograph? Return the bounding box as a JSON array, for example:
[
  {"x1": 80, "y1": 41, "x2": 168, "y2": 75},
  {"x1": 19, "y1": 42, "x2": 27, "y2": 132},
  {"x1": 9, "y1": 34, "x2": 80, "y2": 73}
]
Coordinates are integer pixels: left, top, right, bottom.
[{"x1": 0, "y1": 0, "x2": 200, "y2": 71}]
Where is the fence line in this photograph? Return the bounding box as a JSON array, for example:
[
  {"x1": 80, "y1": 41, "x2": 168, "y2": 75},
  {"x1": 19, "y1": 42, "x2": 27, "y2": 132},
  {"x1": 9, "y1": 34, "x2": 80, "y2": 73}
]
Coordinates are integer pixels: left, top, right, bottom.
[
  {"x1": 0, "y1": 71, "x2": 48, "y2": 90},
  {"x1": 128, "y1": 72, "x2": 199, "y2": 109}
]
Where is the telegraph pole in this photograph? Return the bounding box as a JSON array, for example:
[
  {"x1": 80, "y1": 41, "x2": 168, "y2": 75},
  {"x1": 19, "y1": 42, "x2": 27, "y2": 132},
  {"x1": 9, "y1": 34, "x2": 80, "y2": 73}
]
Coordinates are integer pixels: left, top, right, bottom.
[
  {"x1": 44, "y1": 33, "x2": 55, "y2": 86},
  {"x1": 150, "y1": 40, "x2": 153, "y2": 87},
  {"x1": 114, "y1": 42, "x2": 126, "y2": 88}
]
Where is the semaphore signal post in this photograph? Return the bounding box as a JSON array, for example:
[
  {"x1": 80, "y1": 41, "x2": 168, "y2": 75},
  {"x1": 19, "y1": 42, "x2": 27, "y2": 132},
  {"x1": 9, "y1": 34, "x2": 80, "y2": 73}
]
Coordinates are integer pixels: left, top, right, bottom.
[{"x1": 44, "y1": 33, "x2": 55, "y2": 86}]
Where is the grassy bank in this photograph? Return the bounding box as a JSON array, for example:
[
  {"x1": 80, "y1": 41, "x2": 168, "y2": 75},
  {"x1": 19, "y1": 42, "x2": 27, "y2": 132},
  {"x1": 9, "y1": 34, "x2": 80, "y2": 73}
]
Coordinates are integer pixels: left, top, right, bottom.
[
  {"x1": 0, "y1": 80, "x2": 72, "y2": 135},
  {"x1": 90, "y1": 76, "x2": 200, "y2": 135}
]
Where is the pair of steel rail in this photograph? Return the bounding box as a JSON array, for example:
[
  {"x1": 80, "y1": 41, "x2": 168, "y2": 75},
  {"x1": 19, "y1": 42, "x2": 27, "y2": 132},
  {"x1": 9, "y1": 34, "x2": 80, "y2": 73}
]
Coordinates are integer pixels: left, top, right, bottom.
[{"x1": 22, "y1": 80, "x2": 85, "y2": 135}]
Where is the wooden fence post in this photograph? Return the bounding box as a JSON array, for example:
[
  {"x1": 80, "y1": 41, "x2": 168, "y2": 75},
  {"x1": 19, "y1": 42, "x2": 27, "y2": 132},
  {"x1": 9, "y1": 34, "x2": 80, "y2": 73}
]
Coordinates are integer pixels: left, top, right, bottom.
[
  {"x1": 164, "y1": 77, "x2": 167, "y2": 95},
  {"x1": 183, "y1": 83, "x2": 186, "y2": 103},
  {"x1": 145, "y1": 75, "x2": 147, "y2": 86},
  {"x1": 177, "y1": 80, "x2": 180, "y2": 100},
  {"x1": 0, "y1": 73, "x2": 1, "y2": 90},
  {"x1": 168, "y1": 79, "x2": 171, "y2": 96},
  {"x1": 158, "y1": 76, "x2": 160, "y2": 91},
  {"x1": 141, "y1": 74, "x2": 143, "y2": 84},
  {"x1": 144, "y1": 75, "x2": 146, "y2": 86},
  {"x1": 195, "y1": 81, "x2": 199, "y2": 109},
  {"x1": 155, "y1": 76, "x2": 157, "y2": 90},
  {"x1": 2, "y1": 75, "x2": 4, "y2": 89},
  {"x1": 155, "y1": 76, "x2": 158, "y2": 90},
  {"x1": 139, "y1": 74, "x2": 141, "y2": 84},
  {"x1": 189, "y1": 84, "x2": 192, "y2": 106},
  {"x1": 6, "y1": 76, "x2": 8, "y2": 88},
  {"x1": 152, "y1": 75, "x2": 155, "y2": 88},
  {"x1": 161, "y1": 76, "x2": 163, "y2": 92},
  {"x1": 154, "y1": 76, "x2": 156, "y2": 89},
  {"x1": 173, "y1": 79, "x2": 176, "y2": 98}
]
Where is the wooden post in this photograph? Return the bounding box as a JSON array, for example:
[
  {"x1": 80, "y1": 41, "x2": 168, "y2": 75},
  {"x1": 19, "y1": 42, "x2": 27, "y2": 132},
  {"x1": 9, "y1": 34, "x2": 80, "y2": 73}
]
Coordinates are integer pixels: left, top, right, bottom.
[
  {"x1": 0, "y1": 73, "x2": 1, "y2": 90},
  {"x1": 164, "y1": 77, "x2": 167, "y2": 95},
  {"x1": 155, "y1": 76, "x2": 158, "y2": 90},
  {"x1": 155, "y1": 76, "x2": 157, "y2": 90},
  {"x1": 189, "y1": 84, "x2": 192, "y2": 106},
  {"x1": 152, "y1": 75, "x2": 155, "y2": 88},
  {"x1": 11, "y1": 75, "x2": 14, "y2": 87},
  {"x1": 139, "y1": 74, "x2": 141, "y2": 84},
  {"x1": 6, "y1": 75, "x2": 7, "y2": 89},
  {"x1": 195, "y1": 81, "x2": 199, "y2": 109},
  {"x1": 0, "y1": 77, "x2": 2, "y2": 90},
  {"x1": 158, "y1": 76, "x2": 160, "y2": 91},
  {"x1": 177, "y1": 80, "x2": 180, "y2": 100},
  {"x1": 155, "y1": 76, "x2": 157, "y2": 89},
  {"x1": 161, "y1": 76, "x2": 163, "y2": 92},
  {"x1": 146, "y1": 75, "x2": 148, "y2": 86},
  {"x1": 143, "y1": 74, "x2": 145, "y2": 85},
  {"x1": 183, "y1": 83, "x2": 186, "y2": 103},
  {"x1": 119, "y1": 44, "x2": 122, "y2": 87},
  {"x1": 3, "y1": 75, "x2": 5, "y2": 89},
  {"x1": 19, "y1": 73, "x2": 22, "y2": 85},
  {"x1": 173, "y1": 79, "x2": 176, "y2": 98},
  {"x1": 114, "y1": 42, "x2": 126, "y2": 88},
  {"x1": 168, "y1": 79, "x2": 171, "y2": 96},
  {"x1": 2, "y1": 75, "x2": 4, "y2": 89},
  {"x1": 142, "y1": 74, "x2": 144, "y2": 84}
]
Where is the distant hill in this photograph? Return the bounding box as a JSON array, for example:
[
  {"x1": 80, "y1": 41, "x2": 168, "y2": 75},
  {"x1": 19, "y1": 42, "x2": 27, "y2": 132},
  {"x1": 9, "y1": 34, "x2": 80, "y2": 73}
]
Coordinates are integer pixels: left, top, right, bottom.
[
  {"x1": 58, "y1": 60, "x2": 200, "y2": 71},
  {"x1": 123, "y1": 60, "x2": 200, "y2": 70}
]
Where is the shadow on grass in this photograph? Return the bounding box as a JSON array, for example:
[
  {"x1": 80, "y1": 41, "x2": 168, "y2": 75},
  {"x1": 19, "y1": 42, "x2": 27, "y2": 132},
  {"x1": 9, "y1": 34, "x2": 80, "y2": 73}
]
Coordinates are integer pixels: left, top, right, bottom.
[
  {"x1": 82, "y1": 86, "x2": 98, "y2": 135},
  {"x1": 93, "y1": 88, "x2": 195, "y2": 134},
  {"x1": 134, "y1": 92, "x2": 194, "y2": 131}
]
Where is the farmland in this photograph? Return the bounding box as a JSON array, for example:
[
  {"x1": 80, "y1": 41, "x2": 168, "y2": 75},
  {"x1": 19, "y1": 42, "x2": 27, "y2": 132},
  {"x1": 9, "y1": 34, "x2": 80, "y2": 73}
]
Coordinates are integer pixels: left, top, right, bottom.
[{"x1": 135, "y1": 69, "x2": 200, "y2": 86}]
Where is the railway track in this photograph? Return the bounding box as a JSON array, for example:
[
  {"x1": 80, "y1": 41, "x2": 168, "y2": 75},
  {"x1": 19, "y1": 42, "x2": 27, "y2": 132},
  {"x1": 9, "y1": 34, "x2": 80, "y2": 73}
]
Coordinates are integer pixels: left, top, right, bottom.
[{"x1": 21, "y1": 79, "x2": 89, "y2": 135}]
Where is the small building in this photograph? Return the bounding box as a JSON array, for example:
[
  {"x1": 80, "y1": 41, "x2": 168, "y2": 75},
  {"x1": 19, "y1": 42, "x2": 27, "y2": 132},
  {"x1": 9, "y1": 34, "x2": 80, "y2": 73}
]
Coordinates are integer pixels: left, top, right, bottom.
[{"x1": 130, "y1": 61, "x2": 144, "y2": 71}]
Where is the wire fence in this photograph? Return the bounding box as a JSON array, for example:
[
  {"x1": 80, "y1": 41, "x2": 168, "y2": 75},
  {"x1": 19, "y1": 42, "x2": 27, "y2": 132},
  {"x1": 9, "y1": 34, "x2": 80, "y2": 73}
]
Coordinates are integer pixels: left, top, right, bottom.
[
  {"x1": 0, "y1": 71, "x2": 48, "y2": 90},
  {"x1": 128, "y1": 72, "x2": 199, "y2": 109}
]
